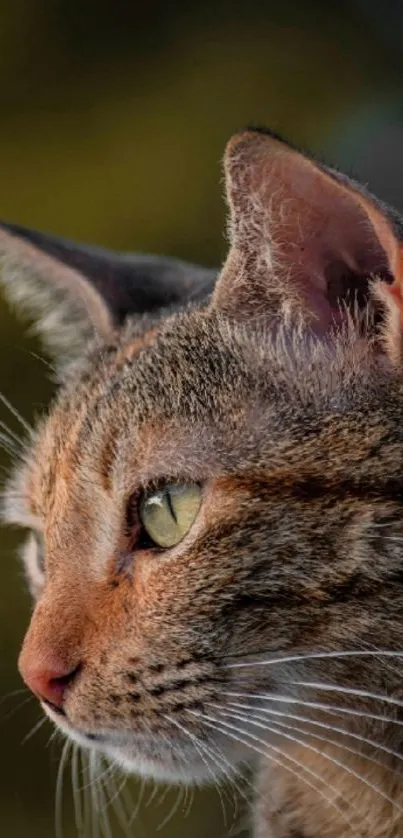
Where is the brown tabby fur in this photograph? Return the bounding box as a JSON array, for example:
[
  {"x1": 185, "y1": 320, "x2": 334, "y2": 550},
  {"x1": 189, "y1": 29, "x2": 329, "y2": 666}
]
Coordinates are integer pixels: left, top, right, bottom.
[{"x1": 3, "y1": 128, "x2": 403, "y2": 837}]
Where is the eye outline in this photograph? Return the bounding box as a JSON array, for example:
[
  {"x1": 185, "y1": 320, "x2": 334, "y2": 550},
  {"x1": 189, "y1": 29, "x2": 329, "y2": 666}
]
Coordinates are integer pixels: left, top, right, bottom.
[{"x1": 126, "y1": 481, "x2": 203, "y2": 553}]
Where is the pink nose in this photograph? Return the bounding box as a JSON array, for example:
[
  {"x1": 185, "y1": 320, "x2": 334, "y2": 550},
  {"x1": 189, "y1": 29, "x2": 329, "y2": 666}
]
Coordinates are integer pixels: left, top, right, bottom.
[{"x1": 19, "y1": 658, "x2": 80, "y2": 710}]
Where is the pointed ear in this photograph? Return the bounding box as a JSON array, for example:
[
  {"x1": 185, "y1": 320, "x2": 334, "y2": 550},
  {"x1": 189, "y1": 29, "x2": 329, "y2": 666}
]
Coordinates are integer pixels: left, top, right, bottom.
[
  {"x1": 212, "y1": 129, "x2": 403, "y2": 344},
  {"x1": 0, "y1": 223, "x2": 215, "y2": 361}
]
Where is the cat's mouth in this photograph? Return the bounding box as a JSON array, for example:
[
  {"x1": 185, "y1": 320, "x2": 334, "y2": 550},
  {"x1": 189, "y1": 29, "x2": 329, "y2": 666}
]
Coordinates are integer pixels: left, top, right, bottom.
[{"x1": 42, "y1": 700, "x2": 242, "y2": 782}]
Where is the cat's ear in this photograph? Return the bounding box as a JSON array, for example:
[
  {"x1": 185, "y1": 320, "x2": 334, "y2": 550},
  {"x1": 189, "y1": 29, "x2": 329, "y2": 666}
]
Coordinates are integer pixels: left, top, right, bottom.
[
  {"x1": 0, "y1": 222, "x2": 215, "y2": 361},
  {"x1": 212, "y1": 128, "x2": 403, "y2": 355}
]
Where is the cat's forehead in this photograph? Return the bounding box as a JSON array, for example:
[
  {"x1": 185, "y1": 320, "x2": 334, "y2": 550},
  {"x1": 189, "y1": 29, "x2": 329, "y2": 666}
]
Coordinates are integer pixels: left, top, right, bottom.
[
  {"x1": 22, "y1": 311, "x2": 250, "y2": 518},
  {"x1": 17, "y1": 306, "x2": 394, "y2": 526}
]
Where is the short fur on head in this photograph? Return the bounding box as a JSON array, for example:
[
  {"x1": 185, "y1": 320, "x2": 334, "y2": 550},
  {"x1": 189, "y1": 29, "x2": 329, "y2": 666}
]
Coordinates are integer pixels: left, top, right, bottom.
[{"x1": 3, "y1": 128, "x2": 403, "y2": 838}]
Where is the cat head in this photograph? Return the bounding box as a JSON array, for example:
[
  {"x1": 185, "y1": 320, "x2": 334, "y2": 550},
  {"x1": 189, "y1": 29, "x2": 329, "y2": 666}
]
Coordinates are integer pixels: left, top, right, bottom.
[{"x1": 3, "y1": 129, "x2": 403, "y2": 783}]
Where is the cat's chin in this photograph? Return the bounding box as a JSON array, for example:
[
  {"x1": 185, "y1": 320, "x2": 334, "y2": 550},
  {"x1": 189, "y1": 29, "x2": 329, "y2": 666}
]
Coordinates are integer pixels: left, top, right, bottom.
[
  {"x1": 103, "y1": 742, "x2": 215, "y2": 783},
  {"x1": 43, "y1": 703, "x2": 237, "y2": 784}
]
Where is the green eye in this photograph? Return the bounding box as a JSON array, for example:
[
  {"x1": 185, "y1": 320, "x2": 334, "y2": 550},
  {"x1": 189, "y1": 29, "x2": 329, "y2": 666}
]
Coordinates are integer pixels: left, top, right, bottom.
[{"x1": 139, "y1": 483, "x2": 202, "y2": 548}]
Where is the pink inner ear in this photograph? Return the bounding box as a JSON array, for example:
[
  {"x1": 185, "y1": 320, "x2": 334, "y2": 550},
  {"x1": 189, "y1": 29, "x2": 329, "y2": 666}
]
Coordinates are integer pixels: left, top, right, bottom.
[
  {"x1": 262, "y1": 153, "x2": 396, "y2": 329},
  {"x1": 219, "y1": 130, "x2": 400, "y2": 330}
]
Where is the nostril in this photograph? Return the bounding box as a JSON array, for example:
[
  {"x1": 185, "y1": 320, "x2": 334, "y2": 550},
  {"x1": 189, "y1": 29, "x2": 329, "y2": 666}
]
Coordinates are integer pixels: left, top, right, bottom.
[
  {"x1": 19, "y1": 658, "x2": 82, "y2": 709},
  {"x1": 44, "y1": 664, "x2": 82, "y2": 710}
]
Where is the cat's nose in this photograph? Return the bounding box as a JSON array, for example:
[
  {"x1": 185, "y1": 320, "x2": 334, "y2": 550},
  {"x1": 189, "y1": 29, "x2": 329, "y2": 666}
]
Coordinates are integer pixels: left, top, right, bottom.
[{"x1": 19, "y1": 655, "x2": 81, "y2": 711}]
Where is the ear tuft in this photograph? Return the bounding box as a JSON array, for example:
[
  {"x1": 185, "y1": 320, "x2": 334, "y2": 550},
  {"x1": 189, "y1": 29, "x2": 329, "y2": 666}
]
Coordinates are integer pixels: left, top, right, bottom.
[{"x1": 372, "y1": 274, "x2": 403, "y2": 364}]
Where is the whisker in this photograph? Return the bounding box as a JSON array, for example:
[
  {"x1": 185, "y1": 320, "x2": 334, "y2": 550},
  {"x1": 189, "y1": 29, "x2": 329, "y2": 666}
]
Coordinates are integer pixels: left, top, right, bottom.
[
  {"x1": 46, "y1": 728, "x2": 59, "y2": 748},
  {"x1": 166, "y1": 714, "x2": 226, "y2": 821},
  {"x1": 0, "y1": 687, "x2": 30, "y2": 706},
  {"x1": 222, "y1": 690, "x2": 403, "y2": 728},
  {"x1": 257, "y1": 714, "x2": 401, "y2": 779},
  {"x1": 223, "y1": 698, "x2": 403, "y2": 767},
  {"x1": 28, "y1": 348, "x2": 56, "y2": 373},
  {"x1": 55, "y1": 738, "x2": 72, "y2": 838},
  {"x1": 81, "y1": 749, "x2": 92, "y2": 838},
  {"x1": 101, "y1": 766, "x2": 134, "y2": 838},
  {"x1": 224, "y1": 650, "x2": 403, "y2": 670},
  {"x1": 187, "y1": 709, "x2": 360, "y2": 834},
  {"x1": 204, "y1": 739, "x2": 247, "y2": 824},
  {"x1": 127, "y1": 775, "x2": 146, "y2": 827},
  {"x1": 291, "y1": 680, "x2": 403, "y2": 709},
  {"x1": 21, "y1": 715, "x2": 47, "y2": 745},
  {"x1": 217, "y1": 706, "x2": 403, "y2": 817},
  {"x1": 0, "y1": 432, "x2": 20, "y2": 458},
  {"x1": 154, "y1": 781, "x2": 172, "y2": 811},
  {"x1": 89, "y1": 750, "x2": 101, "y2": 838},
  {"x1": 218, "y1": 702, "x2": 403, "y2": 805},
  {"x1": 182, "y1": 783, "x2": 195, "y2": 820},
  {"x1": 71, "y1": 743, "x2": 84, "y2": 835},
  {"x1": 165, "y1": 712, "x2": 240, "y2": 828},
  {"x1": 157, "y1": 784, "x2": 184, "y2": 832},
  {"x1": 145, "y1": 779, "x2": 160, "y2": 809},
  {"x1": 0, "y1": 419, "x2": 24, "y2": 448},
  {"x1": 96, "y1": 767, "x2": 114, "y2": 838},
  {"x1": 0, "y1": 390, "x2": 32, "y2": 434},
  {"x1": 78, "y1": 754, "x2": 115, "y2": 793}
]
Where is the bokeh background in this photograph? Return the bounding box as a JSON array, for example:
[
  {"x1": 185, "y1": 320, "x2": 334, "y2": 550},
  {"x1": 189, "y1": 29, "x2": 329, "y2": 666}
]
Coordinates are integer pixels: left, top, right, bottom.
[{"x1": 2, "y1": 1, "x2": 403, "y2": 836}]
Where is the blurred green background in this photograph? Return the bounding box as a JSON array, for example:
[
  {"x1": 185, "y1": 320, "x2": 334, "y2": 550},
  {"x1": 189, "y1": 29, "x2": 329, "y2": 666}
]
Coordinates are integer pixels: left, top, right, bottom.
[{"x1": 2, "y1": 1, "x2": 403, "y2": 836}]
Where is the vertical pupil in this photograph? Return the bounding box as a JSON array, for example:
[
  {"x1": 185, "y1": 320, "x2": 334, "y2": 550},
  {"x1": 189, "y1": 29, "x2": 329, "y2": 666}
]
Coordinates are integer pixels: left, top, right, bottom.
[{"x1": 165, "y1": 490, "x2": 177, "y2": 523}]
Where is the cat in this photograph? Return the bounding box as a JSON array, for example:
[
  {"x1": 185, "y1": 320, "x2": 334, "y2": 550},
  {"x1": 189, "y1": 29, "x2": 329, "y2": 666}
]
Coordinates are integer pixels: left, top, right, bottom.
[{"x1": 2, "y1": 126, "x2": 403, "y2": 838}]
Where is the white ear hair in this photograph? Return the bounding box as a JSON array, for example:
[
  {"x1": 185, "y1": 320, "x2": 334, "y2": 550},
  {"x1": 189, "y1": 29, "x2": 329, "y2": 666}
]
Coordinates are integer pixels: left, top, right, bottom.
[
  {"x1": 212, "y1": 129, "x2": 399, "y2": 340},
  {"x1": 0, "y1": 222, "x2": 216, "y2": 363}
]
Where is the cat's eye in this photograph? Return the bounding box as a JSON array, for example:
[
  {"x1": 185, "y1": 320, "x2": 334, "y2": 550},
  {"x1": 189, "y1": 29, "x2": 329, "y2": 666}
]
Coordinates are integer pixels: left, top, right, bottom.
[{"x1": 138, "y1": 483, "x2": 202, "y2": 548}]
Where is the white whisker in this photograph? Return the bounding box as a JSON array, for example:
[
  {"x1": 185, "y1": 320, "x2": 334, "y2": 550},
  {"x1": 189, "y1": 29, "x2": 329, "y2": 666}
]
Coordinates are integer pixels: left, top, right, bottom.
[
  {"x1": 21, "y1": 715, "x2": 47, "y2": 745},
  {"x1": 55, "y1": 738, "x2": 71, "y2": 838},
  {"x1": 217, "y1": 706, "x2": 403, "y2": 817},
  {"x1": 222, "y1": 690, "x2": 403, "y2": 727},
  {"x1": 187, "y1": 709, "x2": 360, "y2": 834},
  {"x1": 224, "y1": 650, "x2": 403, "y2": 670},
  {"x1": 0, "y1": 390, "x2": 32, "y2": 434},
  {"x1": 165, "y1": 712, "x2": 243, "y2": 828},
  {"x1": 71, "y1": 744, "x2": 84, "y2": 835},
  {"x1": 0, "y1": 419, "x2": 24, "y2": 448},
  {"x1": 0, "y1": 432, "x2": 20, "y2": 458},
  {"x1": 223, "y1": 698, "x2": 403, "y2": 766},
  {"x1": 145, "y1": 779, "x2": 160, "y2": 809},
  {"x1": 216, "y1": 702, "x2": 403, "y2": 814},
  {"x1": 80, "y1": 749, "x2": 91, "y2": 837},
  {"x1": 102, "y1": 767, "x2": 134, "y2": 838},
  {"x1": 97, "y1": 770, "x2": 114, "y2": 838},
  {"x1": 127, "y1": 775, "x2": 146, "y2": 827},
  {"x1": 291, "y1": 680, "x2": 403, "y2": 709},
  {"x1": 157, "y1": 784, "x2": 184, "y2": 832},
  {"x1": 0, "y1": 687, "x2": 29, "y2": 705},
  {"x1": 182, "y1": 783, "x2": 195, "y2": 820},
  {"x1": 89, "y1": 750, "x2": 102, "y2": 838},
  {"x1": 166, "y1": 713, "x2": 229, "y2": 826}
]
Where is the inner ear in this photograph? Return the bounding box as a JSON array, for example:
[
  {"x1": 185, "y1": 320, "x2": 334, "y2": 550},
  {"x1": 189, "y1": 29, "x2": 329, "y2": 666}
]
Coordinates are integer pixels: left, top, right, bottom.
[
  {"x1": 324, "y1": 264, "x2": 395, "y2": 322},
  {"x1": 212, "y1": 128, "x2": 401, "y2": 331}
]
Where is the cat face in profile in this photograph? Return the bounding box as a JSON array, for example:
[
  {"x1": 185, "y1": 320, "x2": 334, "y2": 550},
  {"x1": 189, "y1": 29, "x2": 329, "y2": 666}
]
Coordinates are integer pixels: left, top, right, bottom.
[{"x1": 3, "y1": 129, "x2": 403, "y2": 837}]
